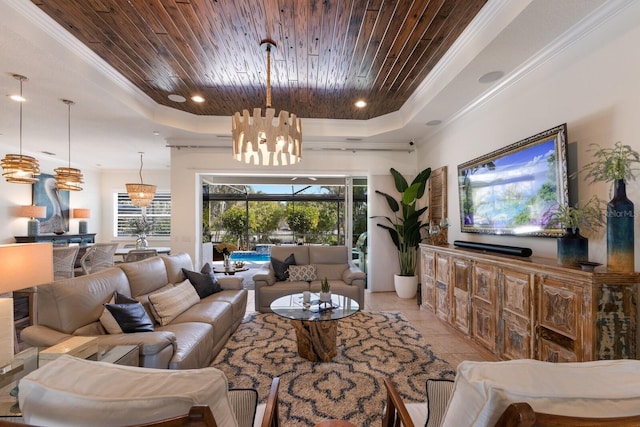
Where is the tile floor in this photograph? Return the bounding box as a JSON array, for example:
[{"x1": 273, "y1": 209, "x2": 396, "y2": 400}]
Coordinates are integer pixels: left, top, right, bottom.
[{"x1": 245, "y1": 290, "x2": 497, "y2": 369}]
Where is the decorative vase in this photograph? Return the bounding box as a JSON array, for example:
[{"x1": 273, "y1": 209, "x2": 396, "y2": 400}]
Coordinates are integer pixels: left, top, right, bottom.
[
  {"x1": 223, "y1": 253, "x2": 231, "y2": 270},
  {"x1": 557, "y1": 228, "x2": 588, "y2": 267},
  {"x1": 319, "y1": 291, "x2": 332, "y2": 303},
  {"x1": 394, "y1": 274, "x2": 418, "y2": 299},
  {"x1": 607, "y1": 180, "x2": 635, "y2": 272},
  {"x1": 135, "y1": 233, "x2": 148, "y2": 249}
]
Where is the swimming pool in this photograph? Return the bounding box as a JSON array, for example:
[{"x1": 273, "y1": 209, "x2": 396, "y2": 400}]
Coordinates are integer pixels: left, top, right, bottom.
[{"x1": 230, "y1": 251, "x2": 270, "y2": 263}]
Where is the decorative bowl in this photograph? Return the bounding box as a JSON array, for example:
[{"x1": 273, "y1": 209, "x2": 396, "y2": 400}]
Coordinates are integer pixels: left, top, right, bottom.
[{"x1": 578, "y1": 261, "x2": 602, "y2": 271}]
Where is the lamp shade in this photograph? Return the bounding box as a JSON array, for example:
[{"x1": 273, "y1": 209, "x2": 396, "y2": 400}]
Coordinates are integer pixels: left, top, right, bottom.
[
  {"x1": 73, "y1": 208, "x2": 91, "y2": 219},
  {"x1": 18, "y1": 205, "x2": 46, "y2": 219},
  {"x1": 0, "y1": 243, "x2": 53, "y2": 293}
]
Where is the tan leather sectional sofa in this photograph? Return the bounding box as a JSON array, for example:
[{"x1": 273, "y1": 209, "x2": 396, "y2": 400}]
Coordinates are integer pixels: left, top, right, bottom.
[
  {"x1": 253, "y1": 245, "x2": 366, "y2": 313},
  {"x1": 21, "y1": 252, "x2": 247, "y2": 369}
]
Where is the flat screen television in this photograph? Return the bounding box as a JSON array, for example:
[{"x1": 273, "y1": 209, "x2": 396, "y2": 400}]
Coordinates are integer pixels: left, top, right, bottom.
[{"x1": 457, "y1": 123, "x2": 569, "y2": 237}]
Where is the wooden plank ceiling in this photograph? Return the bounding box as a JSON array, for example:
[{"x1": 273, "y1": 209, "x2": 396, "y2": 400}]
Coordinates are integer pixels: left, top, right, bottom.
[{"x1": 32, "y1": 0, "x2": 487, "y2": 120}]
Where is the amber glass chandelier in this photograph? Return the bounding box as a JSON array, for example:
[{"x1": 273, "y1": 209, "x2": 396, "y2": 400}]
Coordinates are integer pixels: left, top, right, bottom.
[
  {"x1": 126, "y1": 152, "x2": 156, "y2": 208},
  {"x1": 1, "y1": 74, "x2": 40, "y2": 184},
  {"x1": 55, "y1": 99, "x2": 84, "y2": 191},
  {"x1": 231, "y1": 39, "x2": 302, "y2": 166}
]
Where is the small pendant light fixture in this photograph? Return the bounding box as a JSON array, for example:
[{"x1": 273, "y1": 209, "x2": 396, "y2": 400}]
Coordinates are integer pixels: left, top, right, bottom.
[
  {"x1": 54, "y1": 99, "x2": 84, "y2": 191},
  {"x1": 126, "y1": 152, "x2": 156, "y2": 208},
  {"x1": 231, "y1": 39, "x2": 302, "y2": 166},
  {"x1": 1, "y1": 74, "x2": 40, "y2": 184}
]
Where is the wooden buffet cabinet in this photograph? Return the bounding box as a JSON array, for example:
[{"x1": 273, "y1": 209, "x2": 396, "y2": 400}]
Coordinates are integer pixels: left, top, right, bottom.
[{"x1": 420, "y1": 243, "x2": 640, "y2": 362}]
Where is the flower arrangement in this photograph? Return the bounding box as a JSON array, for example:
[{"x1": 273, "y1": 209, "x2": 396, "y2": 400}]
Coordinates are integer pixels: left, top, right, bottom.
[
  {"x1": 321, "y1": 277, "x2": 330, "y2": 293},
  {"x1": 215, "y1": 242, "x2": 237, "y2": 255},
  {"x1": 129, "y1": 216, "x2": 154, "y2": 235},
  {"x1": 546, "y1": 196, "x2": 605, "y2": 233},
  {"x1": 579, "y1": 141, "x2": 640, "y2": 183}
]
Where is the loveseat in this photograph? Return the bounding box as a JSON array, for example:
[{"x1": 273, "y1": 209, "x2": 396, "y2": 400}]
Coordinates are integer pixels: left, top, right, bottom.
[
  {"x1": 21, "y1": 252, "x2": 247, "y2": 369},
  {"x1": 252, "y1": 245, "x2": 366, "y2": 312}
]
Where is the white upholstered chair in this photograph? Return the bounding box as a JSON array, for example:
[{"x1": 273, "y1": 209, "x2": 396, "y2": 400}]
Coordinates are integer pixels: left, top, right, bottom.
[
  {"x1": 18, "y1": 355, "x2": 280, "y2": 427},
  {"x1": 384, "y1": 359, "x2": 640, "y2": 427}
]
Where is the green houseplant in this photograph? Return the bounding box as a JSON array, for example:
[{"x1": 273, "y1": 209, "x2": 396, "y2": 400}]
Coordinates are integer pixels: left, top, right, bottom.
[
  {"x1": 547, "y1": 197, "x2": 605, "y2": 267},
  {"x1": 579, "y1": 142, "x2": 639, "y2": 272},
  {"x1": 373, "y1": 167, "x2": 431, "y2": 297}
]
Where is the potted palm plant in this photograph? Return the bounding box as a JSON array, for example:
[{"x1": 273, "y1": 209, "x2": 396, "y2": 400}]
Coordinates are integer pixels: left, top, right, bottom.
[
  {"x1": 546, "y1": 196, "x2": 605, "y2": 267},
  {"x1": 373, "y1": 167, "x2": 431, "y2": 298},
  {"x1": 579, "y1": 142, "x2": 639, "y2": 272}
]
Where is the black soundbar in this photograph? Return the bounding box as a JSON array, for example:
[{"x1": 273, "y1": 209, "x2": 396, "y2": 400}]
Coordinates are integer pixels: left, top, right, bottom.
[{"x1": 453, "y1": 240, "x2": 532, "y2": 257}]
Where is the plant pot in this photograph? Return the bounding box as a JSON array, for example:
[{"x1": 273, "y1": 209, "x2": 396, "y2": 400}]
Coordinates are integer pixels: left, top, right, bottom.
[
  {"x1": 319, "y1": 291, "x2": 332, "y2": 303},
  {"x1": 557, "y1": 228, "x2": 588, "y2": 267},
  {"x1": 607, "y1": 180, "x2": 635, "y2": 272},
  {"x1": 394, "y1": 274, "x2": 418, "y2": 299}
]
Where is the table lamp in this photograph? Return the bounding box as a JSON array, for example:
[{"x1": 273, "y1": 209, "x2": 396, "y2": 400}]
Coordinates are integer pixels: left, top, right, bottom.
[
  {"x1": 18, "y1": 205, "x2": 47, "y2": 236},
  {"x1": 0, "y1": 243, "x2": 53, "y2": 369},
  {"x1": 73, "y1": 208, "x2": 91, "y2": 234}
]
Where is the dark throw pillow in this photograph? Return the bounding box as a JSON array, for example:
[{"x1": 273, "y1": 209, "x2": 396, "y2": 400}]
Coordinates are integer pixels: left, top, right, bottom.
[
  {"x1": 104, "y1": 293, "x2": 155, "y2": 333},
  {"x1": 271, "y1": 253, "x2": 296, "y2": 281},
  {"x1": 182, "y1": 264, "x2": 222, "y2": 298}
]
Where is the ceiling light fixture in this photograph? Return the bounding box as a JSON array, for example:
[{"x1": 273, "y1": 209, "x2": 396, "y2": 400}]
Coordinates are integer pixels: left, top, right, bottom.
[
  {"x1": 231, "y1": 39, "x2": 302, "y2": 166},
  {"x1": 191, "y1": 95, "x2": 205, "y2": 103},
  {"x1": 478, "y1": 71, "x2": 504, "y2": 84},
  {"x1": 354, "y1": 100, "x2": 367, "y2": 108},
  {"x1": 54, "y1": 100, "x2": 84, "y2": 191},
  {"x1": 1, "y1": 74, "x2": 40, "y2": 184},
  {"x1": 126, "y1": 152, "x2": 156, "y2": 208}
]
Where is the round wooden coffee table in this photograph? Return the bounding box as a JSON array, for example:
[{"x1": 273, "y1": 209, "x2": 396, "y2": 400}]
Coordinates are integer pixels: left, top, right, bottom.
[{"x1": 270, "y1": 293, "x2": 359, "y2": 362}]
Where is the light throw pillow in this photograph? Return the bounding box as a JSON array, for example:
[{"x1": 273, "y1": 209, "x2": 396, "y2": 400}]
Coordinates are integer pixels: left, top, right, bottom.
[
  {"x1": 425, "y1": 379, "x2": 454, "y2": 427},
  {"x1": 100, "y1": 292, "x2": 141, "y2": 334},
  {"x1": 148, "y1": 279, "x2": 200, "y2": 326},
  {"x1": 441, "y1": 359, "x2": 640, "y2": 427},
  {"x1": 103, "y1": 293, "x2": 155, "y2": 333},
  {"x1": 271, "y1": 253, "x2": 296, "y2": 281},
  {"x1": 288, "y1": 264, "x2": 317, "y2": 282},
  {"x1": 182, "y1": 264, "x2": 221, "y2": 298}
]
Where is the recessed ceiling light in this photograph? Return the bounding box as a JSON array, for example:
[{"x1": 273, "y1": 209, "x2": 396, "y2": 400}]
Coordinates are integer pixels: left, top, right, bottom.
[
  {"x1": 168, "y1": 94, "x2": 186, "y2": 102},
  {"x1": 9, "y1": 94, "x2": 25, "y2": 102},
  {"x1": 478, "y1": 71, "x2": 504, "y2": 84},
  {"x1": 191, "y1": 95, "x2": 205, "y2": 103},
  {"x1": 354, "y1": 100, "x2": 367, "y2": 108},
  {"x1": 426, "y1": 120, "x2": 442, "y2": 126}
]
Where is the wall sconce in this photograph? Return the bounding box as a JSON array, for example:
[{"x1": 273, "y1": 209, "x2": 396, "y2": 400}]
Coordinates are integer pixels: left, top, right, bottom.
[
  {"x1": 0, "y1": 243, "x2": 53, "y2": 368},
  {"x1": 73, "y1": 209, "x2": 91, "y2": 234},
  {"x1": 18, "y1": 205, "x2": 47, "y2": 236}
]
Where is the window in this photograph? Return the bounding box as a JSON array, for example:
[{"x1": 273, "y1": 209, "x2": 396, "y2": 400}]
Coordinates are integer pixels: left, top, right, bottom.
[{"x1": 115, "y1": 192, "x2": 171, "y2": 237}]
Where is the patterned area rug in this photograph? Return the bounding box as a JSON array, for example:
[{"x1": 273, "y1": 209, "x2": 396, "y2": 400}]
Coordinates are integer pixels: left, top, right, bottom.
[{"x1": 211, "y1": 311, "x2": 455, "y2": 426}]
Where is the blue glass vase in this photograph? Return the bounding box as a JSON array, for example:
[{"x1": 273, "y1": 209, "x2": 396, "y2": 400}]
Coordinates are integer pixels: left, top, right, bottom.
[{"x1": 607, "y1": 180, "x2": 635, "y2": 272}]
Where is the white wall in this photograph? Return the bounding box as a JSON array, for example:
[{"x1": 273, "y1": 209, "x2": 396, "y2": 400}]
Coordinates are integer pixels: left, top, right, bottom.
[
  {"x1": 0, "y1": 158, "x2": 101, "y2": 244},
  {"x1": 418, "y1": 2, "x2": 640, "y2": 269}
]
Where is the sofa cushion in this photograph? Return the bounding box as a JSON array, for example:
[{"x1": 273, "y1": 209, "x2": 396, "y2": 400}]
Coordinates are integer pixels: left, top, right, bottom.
[
  {"x1": 120, "y1": 256, "x2": 171, "y2": 297},
  {"x1": 182, "y1": 264, "x2": 222, "y2": 298},
  {"x1": 426, "y1": 379, "x2": 454, "y2": 427},
  {"x1": 104, "y1": 300, "x2": 155, "y2": 333},
  {"x1": 288, "y1": 264, "x2": 317, "y2": 281},
  {"x1": 309, "y1": 246, "x2": 349, "y2": 264},
  {"x1": 271, "y1": 253, "x2": 296, "y2": 281},
  {"x1": 316, "y1": 263, "x2": 349, "y2": 281},
  {"x1": 442, "y1": 359, "x2": 640, "y2": 427},
  {"x1": 161, "y1": 252, "x2": 195, "y2": 284},
  {"x1": 148, "y1": 280, "x2": 201, "y2": 326},
  {"x1": 99, "y1": 292, "x2": 138, "y2": 334}
]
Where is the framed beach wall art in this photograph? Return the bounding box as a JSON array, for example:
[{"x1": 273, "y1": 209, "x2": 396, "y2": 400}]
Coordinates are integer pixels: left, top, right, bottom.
[
  {"x1": 33, "y1": 173, "x2": 70, "y2": 234},
  {"x1": 457, "y1": 123, "x2": 569, "y2": 237}
]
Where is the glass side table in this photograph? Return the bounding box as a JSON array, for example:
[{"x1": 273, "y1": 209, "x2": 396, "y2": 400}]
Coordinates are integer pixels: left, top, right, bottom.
[{"x1": 0, "y1": 347, "x2": 38, "y2": 419}]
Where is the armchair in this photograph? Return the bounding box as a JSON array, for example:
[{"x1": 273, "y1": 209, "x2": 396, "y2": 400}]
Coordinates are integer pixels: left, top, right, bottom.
[{"x1": 18, "y1": 355, "x2": 280, "y2": 427}]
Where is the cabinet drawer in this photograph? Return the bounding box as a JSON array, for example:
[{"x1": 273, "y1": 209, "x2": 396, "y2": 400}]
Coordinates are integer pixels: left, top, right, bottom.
[
  {"x1": 472, "y1": 263, "x2": 495, "y2": 302},
  {"x1": 472, "y1": 299, "x2": 495, "y2": 351},
  {"x1": 539, "y1": 281, "x2": 580, "y2": 339},
  {"x1": 503, "y1": 269, "x2": 530, "y2": 318},
  {"x1": 539, "y1": 337, "x2": 578, "y2": 363},
  {"x1": 501, "y1": 311, "x2": 531, "y2": 360}
]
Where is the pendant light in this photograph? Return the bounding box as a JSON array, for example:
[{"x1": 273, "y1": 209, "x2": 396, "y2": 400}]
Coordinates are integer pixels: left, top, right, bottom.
[
  {"x1": 231, "y1": 39, "x2": 302, "y2": 166},
  {"x1": 126, "y1": 152, "x2": 156, "y2": 208},
  {"x1": 1, "y1": 74, "x2": 40, "y2": 184},
  {"x1": 54, "y1": 99, "x2": 84, "y2": 191}
]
